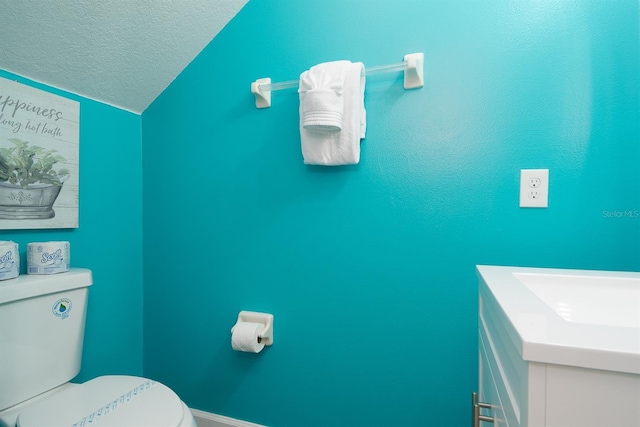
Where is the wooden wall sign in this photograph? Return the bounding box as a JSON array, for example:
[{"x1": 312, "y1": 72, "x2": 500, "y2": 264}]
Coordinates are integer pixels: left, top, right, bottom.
[{"x1": 0, "y1": 77, "x2": 80, "y2": 229}]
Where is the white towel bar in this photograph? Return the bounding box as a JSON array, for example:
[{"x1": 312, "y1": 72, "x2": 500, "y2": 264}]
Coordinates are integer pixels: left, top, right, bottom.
[{"x1": 251, "y1": 52, "x2": 424, "y2": 109}]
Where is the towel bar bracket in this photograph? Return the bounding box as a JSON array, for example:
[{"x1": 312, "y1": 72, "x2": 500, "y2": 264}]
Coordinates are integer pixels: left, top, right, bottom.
[
  {"x1": 251, "y1": 77, "x2": 272, "y2": 109},
  {"x1": 403, "y1": 52, "x2": 424, "y2": 89}
]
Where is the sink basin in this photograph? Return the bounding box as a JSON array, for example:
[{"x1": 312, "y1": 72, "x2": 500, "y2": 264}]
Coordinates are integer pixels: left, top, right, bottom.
[
  {"x1": 514, "y1": 273, "x2": 640, "y2": 328},
  {"x1": 477, "y1": 265, "x2": 640, "y2": 374}
]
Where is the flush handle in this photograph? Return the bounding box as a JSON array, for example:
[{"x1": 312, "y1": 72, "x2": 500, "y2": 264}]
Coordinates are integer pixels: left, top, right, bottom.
[{"x1": 472, "y1": 392, "x2": 495, "y2": 427}]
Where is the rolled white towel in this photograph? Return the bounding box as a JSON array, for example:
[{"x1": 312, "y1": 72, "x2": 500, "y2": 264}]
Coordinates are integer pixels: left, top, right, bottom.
[
  {"x1": 299, "y1": 61, "x2": 366, "y2": 166},
  {"x1": 299, "y1": 60, "x2": 351, "y2": 133}
]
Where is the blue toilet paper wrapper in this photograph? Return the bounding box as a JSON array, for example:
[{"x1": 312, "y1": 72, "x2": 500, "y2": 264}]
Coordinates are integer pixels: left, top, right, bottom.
[
  {"x1": 27, "y1": 241, "x2": 70, "y2": 275},
  {"x1": 0, "y1": 241, "x2": 19, "y2": 280}
]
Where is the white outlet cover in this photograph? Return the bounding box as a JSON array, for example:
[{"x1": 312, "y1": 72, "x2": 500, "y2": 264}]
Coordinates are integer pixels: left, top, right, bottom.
[{"x1": 520, "y1": 169, "x2": 549, "y2": 208}]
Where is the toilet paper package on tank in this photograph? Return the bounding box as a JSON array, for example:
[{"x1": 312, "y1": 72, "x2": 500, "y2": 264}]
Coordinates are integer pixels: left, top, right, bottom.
[
  {"x1": 27, "y1": 241, "x2": 70, "y2": 275},
  {"x1": 0, "y1": 241, "x2": 19, "y2": 280}
]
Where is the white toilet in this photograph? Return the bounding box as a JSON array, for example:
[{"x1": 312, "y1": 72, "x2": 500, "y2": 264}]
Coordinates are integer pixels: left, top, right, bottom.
[{"x1": 0, "y1": 269, "x2": 197, "y2": 427}]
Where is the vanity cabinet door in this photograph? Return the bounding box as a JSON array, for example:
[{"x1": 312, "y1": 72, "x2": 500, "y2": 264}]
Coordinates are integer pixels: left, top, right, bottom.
[
  {"x1": 544, "y1": 364, "x2": 640, "y2": 427},
  {"x1": 479, "y1": 334, "x2": 509, "y2": 427}
]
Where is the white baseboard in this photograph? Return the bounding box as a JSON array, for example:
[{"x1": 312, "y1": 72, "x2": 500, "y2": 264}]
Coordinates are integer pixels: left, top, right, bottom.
[{"x1": 190, "y1": 408, "x2": 267, "y2": 427}]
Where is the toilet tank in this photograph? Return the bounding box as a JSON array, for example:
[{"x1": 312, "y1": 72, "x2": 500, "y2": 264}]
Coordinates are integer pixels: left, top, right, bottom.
[{"x1": 0, "y1": 269, "x2": 93, "y2": 411}]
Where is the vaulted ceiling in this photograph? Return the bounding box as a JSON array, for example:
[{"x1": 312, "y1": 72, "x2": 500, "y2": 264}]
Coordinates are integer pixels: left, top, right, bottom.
[{"x1": 0, "y1": 0, "x2": 249, "y2": 113}]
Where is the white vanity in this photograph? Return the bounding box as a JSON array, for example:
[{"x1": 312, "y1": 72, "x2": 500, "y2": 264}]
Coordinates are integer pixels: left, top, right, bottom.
[{"x1": 474, "y1": 265, "x2": 640, "y2": 427}]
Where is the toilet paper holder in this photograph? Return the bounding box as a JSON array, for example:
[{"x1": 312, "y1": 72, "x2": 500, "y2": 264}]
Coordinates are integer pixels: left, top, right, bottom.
[{"x1": 231, "y1": 311, "x2": 274, "y2": 346}]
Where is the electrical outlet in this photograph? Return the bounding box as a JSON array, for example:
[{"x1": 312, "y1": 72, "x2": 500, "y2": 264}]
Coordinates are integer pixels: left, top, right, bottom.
[
  {"x1": 528, "y1": 177, "x2": 542, "y2": 188},
  {"x1": 520, "y1": 169, "x2": 549, "y2": 208}
]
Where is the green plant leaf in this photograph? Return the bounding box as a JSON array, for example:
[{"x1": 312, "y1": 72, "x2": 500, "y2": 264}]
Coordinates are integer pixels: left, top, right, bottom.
[{"x1": 1, "y1": 138, "x2": 67, "y2": 187}]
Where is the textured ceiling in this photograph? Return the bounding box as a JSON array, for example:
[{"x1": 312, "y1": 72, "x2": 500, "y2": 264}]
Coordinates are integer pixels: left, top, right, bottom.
[{"x1": 0, "y1": 0, "x2": 248, "y2": 113}]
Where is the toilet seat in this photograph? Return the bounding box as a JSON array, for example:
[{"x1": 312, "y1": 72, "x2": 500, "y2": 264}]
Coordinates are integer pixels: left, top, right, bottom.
[{"x1": 17, "y1": 375, "x2": 190, "y2": 427}]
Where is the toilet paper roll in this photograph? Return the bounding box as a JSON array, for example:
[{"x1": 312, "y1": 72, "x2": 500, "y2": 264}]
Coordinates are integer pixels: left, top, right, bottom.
[
  {"x1": 27, "y1": 241, "x2": 70, "y2": 275},
  {"x1": 231, "y1": 322, "x2": 266, "y2": 353},
  {"x1": 0, "y1": 241, "x2": 19, "y2": 281}
]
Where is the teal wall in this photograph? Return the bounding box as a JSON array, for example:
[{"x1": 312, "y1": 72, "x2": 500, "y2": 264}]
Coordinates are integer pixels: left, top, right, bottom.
[
  {"x1": 2, "y1": 0, "x2": 638, "y2": 426},
  {"x1": 142, "y1": 0, "x2": 639, "y2": 426},
  {"x1": 0, "y1": 70, "x2": 144, "y2": 382}
]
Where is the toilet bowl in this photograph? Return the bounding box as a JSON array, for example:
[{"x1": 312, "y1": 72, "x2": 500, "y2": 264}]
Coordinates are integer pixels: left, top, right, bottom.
[
  {"x1": 13, "y1": 376, "x2": 197, "y2": 427},
  {"x1": 0, "y1": 269, "x2": 197, "y2": 427}
]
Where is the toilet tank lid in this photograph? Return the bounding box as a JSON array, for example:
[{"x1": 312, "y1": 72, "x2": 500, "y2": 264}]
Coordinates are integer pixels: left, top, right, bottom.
[
  {"x1": 17, "y1": 376, "x2": 185, "y2": 427},
  {"x1": 0, "y1": 268, "x2": 92, "y2": 305}
]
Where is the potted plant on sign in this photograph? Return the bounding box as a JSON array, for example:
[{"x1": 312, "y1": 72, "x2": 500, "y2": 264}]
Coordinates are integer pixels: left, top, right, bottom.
[{"x1": 0, "y1": 138, "x2": 69, "y2": 219}]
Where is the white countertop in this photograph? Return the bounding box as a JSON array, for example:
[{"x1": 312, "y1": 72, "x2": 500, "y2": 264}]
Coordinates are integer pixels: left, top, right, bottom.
[{"x1": 476, "y1": 265, "x2": 640, "y2": 374}]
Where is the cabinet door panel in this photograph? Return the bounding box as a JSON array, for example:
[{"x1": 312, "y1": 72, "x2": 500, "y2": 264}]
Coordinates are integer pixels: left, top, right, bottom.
[
  {"x1": 480, "y1": 333, "x2": 510, "y2": 427},
  {"x1": 545, "y1": 364, "x2": 640, "y2": 427}
]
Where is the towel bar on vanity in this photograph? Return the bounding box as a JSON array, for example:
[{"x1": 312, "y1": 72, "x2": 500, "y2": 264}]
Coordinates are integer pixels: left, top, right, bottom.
[{"x1": 251, "y1": 52, "x2": 424, "y2": 108}]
